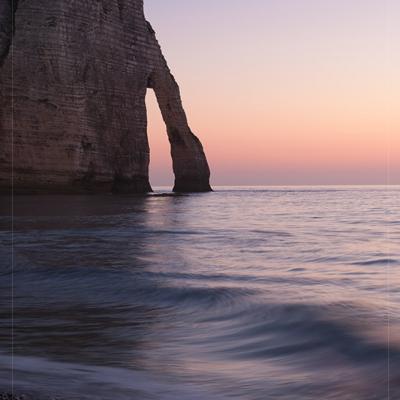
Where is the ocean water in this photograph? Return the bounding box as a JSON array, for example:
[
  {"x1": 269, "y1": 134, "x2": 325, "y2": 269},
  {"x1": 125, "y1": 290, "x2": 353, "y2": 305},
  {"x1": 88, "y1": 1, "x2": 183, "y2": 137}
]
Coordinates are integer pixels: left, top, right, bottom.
[{"x1": 0, "y1": 186, "x2": 399, "y2": 399}]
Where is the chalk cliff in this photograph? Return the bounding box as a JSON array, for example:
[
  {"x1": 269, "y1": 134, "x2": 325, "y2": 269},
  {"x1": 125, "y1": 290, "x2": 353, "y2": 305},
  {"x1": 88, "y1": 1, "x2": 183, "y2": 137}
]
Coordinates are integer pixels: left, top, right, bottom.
[{"x1": 0, "y1": 0, "x2": 211, "y2": 193}]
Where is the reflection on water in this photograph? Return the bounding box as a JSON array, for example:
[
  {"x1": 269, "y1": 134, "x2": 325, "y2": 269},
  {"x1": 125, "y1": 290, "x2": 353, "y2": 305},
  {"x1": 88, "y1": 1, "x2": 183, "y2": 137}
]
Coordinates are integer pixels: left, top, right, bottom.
[{"x1": 0, "y1": 187, "x2": 399, "y2": 399}]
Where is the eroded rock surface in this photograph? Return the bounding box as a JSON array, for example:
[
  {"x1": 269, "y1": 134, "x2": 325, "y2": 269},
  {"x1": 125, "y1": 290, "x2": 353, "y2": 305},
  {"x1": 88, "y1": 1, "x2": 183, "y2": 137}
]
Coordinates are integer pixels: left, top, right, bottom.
[{"x1": 0, "y1": 0, "x2": 211, "y2": 193}]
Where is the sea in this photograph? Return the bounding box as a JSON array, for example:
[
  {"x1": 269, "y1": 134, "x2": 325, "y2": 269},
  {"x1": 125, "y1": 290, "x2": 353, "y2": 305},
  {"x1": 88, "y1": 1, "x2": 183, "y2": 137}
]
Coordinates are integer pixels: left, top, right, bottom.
[{"x1": 0, "y1": 186, "x2": 399, "y2": 399}]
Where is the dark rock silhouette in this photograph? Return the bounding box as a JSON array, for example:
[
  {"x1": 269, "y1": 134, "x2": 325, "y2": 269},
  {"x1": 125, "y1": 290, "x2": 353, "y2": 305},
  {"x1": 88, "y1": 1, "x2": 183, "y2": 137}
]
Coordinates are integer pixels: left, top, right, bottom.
[{"x1": 0, "y1": 0, "x2": 211, "y2": 193}]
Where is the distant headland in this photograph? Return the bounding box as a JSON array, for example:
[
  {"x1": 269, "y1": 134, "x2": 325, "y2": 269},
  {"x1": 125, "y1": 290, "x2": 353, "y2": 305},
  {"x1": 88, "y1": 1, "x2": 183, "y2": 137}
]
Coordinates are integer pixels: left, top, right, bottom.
[{"x1": 0, "y1": 0, "x2": 211, "y2": 194}]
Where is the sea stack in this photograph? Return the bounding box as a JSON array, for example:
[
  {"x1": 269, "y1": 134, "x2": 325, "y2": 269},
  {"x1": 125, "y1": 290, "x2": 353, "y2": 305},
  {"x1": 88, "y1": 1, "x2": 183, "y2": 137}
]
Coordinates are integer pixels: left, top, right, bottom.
[{"x1": 0, "y1": 0, "x2": 211, "y2": 193}]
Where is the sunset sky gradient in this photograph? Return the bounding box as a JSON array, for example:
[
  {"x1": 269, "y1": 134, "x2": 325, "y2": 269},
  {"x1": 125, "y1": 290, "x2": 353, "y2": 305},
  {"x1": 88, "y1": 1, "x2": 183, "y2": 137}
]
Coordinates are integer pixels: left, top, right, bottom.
[{"x1": 145, "y1": 0, "x2": 399, "y2": 186}]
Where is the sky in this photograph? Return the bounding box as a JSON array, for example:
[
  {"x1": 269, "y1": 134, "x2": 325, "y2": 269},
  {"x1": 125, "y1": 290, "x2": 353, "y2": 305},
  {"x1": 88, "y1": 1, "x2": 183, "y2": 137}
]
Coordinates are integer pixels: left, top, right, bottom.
[{"x1": 144, "y1": 0, "x2": 399, "y2": 186}]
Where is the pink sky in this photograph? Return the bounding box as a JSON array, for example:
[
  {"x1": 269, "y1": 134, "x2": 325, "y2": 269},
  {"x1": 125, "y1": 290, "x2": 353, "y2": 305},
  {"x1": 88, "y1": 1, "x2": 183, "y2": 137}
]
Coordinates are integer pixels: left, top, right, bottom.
[{"x1": 145, "y1": 0, "x2": 399, "y2": 186}]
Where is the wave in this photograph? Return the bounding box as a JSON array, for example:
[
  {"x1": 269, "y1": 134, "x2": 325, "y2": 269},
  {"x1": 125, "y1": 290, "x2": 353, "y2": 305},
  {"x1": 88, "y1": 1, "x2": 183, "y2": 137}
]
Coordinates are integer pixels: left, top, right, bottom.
[
  {"x1": 133, "y1": 284, "x2": 256, "y2": 311},
  {"x1": 202, "y1": 302, "x2": 400, "y2": 366},
  {"x1": 250, "y1": 230, "x2": 293, "y2": 237},
  {"x1": 351, "y1": 258, "x2": 398, "y2": 266},
  {"x1": 0, "y1": 353, "x2": 229, "y2": 400}
]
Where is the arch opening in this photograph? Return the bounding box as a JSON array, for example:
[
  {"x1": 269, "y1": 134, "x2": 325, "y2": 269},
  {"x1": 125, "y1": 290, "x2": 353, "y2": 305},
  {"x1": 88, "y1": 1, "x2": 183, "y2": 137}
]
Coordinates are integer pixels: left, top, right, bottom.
[{"x1": 145, "y1": 89, "x2": 175, "y2": 191}]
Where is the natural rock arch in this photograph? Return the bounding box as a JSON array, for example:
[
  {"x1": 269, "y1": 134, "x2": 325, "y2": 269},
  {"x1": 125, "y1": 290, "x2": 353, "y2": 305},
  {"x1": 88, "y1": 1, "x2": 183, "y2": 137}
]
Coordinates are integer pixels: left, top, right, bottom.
[{"x1": 0, "y1": 0, "x2": 211, "y2": 193}]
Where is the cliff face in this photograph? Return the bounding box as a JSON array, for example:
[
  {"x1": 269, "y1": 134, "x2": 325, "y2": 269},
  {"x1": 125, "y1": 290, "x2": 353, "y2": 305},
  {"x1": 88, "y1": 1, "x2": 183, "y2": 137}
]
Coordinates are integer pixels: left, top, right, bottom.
[{"x1": 0, "y1": 0, "x2": 211, "y2": 193}]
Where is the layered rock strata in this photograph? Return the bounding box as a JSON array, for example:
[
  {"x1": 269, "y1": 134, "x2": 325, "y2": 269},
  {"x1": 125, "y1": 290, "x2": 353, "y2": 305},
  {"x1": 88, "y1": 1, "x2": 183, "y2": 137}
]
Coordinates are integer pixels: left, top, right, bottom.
[{"x1": 0, "y1": 0, "x2": 211, "y2": 193}]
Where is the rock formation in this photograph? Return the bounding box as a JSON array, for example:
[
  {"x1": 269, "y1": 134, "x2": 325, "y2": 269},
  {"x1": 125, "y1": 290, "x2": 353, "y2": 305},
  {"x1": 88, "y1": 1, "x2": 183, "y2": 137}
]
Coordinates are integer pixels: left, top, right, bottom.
[{"x1": 0, "y1": 0, "x2": 211, "y2": 193}]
